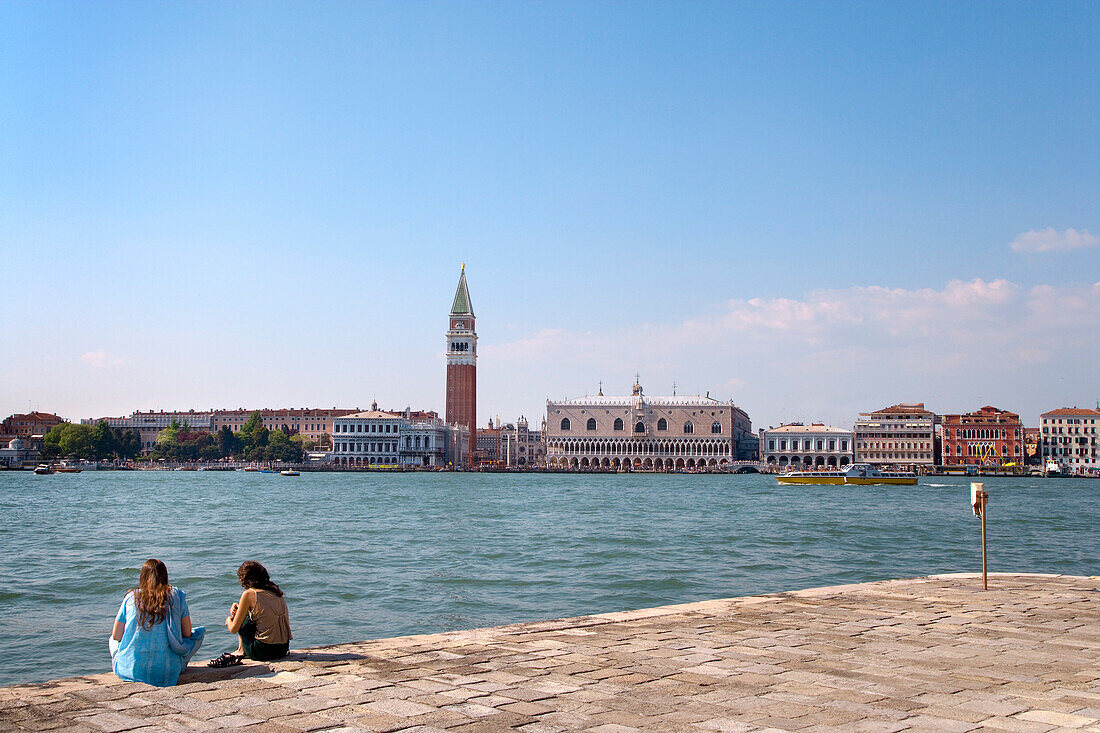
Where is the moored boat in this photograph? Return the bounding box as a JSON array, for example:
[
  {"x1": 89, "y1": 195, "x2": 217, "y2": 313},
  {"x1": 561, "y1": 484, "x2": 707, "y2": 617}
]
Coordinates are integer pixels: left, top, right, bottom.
[{"x1": 776, "y1": 463, "x2": 917, "y2": 485}]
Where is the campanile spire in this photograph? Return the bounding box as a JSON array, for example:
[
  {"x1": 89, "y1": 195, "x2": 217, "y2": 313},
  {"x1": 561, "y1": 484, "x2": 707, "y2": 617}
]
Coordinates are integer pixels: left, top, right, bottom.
[{"x1": 445, "y1": 265, "x2": 477, "y2": 465}]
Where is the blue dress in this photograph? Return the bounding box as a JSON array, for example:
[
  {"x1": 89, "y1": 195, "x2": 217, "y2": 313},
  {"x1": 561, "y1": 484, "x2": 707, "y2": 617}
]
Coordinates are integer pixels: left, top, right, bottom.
[{"x1": 111, "y1": 587, "x2": 204, "y2": 686}]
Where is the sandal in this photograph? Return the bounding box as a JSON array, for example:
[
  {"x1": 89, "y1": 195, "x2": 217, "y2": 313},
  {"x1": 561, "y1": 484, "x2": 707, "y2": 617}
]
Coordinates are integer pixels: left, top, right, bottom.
[{"x1": 207, "y1": 653, "x2": 243, "y2": 668}]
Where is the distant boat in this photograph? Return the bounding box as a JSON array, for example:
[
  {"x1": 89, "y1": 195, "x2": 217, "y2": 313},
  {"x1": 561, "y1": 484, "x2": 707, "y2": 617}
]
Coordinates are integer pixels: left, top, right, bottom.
[
  {"x1": 776, "y1": 463, "x2": 917, "y2": 485},
  {"x1": 34, "y1": 464, "x2": 54, "y2": 475},
  {"x1": 243, "y1": 466, "x2": 259, "y2": 472},
  {"x1": 55, "y1": 467, "x2": 82, "y2": 473},
  {"x1": 280, "y1": 469, "x2": 300, "y2": 476}
]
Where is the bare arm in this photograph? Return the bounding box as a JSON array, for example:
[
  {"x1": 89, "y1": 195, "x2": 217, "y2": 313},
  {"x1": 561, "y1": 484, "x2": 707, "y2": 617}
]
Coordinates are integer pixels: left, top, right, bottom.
[
  {"x1": 226, "y1": 589, "x2": 254, "y2": 634},
  {"x1": 181, "y1": 615, "x2": 192, "y2": 637},
  {"x1": 111, "y1": 619, "x2": 125, "y2": 642}
]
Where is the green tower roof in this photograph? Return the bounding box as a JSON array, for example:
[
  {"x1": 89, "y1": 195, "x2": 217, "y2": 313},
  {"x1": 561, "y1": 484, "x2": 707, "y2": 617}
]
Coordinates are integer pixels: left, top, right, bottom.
[{"x1": 451, "y1": 265, "x2": 473, "y2": 316}]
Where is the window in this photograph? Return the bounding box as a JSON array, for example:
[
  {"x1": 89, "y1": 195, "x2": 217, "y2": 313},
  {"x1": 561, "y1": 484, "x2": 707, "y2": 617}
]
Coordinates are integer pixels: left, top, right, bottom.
[
  {"x1": 657, "y1": 418, "x2": 667, "y2": 431},
  {"x1": 711, "y1": 422, "x2": 722, "y2": 434},
  {"x1": 560, "y1": 418, "x2": 570, "y2": 431},
  {"x1": 634, "y1": 421, "x2": 645, "y2": 433},
  {"x1": 614, "y1": 418, "x2": 624, "y2": 431},
  {"x1": 684, "y1": 421, "x2": 694, "y2": 434},
  {"x1": 586, "y1": 418, "x2": 596, "y2": 431}
]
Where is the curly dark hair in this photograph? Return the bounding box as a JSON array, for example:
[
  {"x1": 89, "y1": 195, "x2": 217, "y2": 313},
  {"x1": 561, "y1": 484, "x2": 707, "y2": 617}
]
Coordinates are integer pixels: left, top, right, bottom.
[{"x1": 237, "y1": 560, "x2": 284, "y2": 597}]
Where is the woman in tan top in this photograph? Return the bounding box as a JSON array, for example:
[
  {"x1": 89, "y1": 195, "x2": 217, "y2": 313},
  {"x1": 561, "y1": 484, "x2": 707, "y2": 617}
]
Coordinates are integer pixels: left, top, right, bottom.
[{"x1": 208, "y1": 561, "x2": 291, "y2": 667}]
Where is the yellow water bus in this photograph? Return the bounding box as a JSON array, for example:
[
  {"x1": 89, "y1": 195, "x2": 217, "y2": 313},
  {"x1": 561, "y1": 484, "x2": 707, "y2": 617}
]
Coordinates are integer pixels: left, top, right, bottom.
[{"x1": 776, "y1": 463, "x2": 917, "y2": 485}]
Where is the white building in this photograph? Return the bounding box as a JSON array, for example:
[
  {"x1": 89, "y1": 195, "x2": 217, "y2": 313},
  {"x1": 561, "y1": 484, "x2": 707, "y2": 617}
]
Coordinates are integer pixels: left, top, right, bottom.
[
  {"x1": 853, "y1": 403, "x2": 936, "y2": 468},
  {"x1": 761, "y1": 423, "x2": 853, "y2": 469},
  {"x1": 1040, "y1": 407, "x2": 1100, "y2": 473},
  {"x1": 545, "y1": 380, "x2": 751, "y2": 470},
  {"x1": 331, "y1": 405, "x2": 462, "y2": 468},
  {"x1": 331, "y1": 408, "x2": 405, "y2": 467}
]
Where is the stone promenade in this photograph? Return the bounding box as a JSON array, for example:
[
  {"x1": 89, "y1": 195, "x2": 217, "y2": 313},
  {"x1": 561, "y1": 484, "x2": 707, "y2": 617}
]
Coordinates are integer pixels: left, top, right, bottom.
[{"x1": 3, "y1": 573, "x2": 1099, "y2": 733}]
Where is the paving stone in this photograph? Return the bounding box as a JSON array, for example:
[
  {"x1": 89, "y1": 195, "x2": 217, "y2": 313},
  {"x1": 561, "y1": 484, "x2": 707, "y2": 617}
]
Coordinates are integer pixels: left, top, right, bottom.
[{"x1": 5, "y1": 575, "x2": 1100, "y2": 733}]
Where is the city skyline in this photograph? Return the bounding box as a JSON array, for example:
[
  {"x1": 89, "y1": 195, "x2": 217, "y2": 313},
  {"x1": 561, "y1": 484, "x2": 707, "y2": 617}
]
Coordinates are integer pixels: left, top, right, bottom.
[{"x1": 2, "y1": 2, "x2": 1098, "y2": 429}]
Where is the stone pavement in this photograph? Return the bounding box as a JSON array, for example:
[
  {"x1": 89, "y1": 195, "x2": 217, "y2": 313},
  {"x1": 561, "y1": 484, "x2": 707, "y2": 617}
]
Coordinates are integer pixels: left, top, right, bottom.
[{"x1": 2, "y1": 573, "x2": 1099, "y2": 733}]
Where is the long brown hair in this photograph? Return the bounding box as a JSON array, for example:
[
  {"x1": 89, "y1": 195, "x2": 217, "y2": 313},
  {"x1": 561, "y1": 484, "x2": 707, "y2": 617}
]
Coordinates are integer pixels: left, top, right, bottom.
[
  {"x1": 238, "y1": 560, "x2": 283, "y2": 597},
  {"x1": 133, "y1": 558, "x2": 171, "y2": 629}
]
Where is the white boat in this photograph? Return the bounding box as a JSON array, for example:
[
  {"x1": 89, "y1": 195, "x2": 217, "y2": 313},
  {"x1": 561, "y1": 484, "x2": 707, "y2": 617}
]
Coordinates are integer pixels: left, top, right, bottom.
[
  {"x1": 280, "y1": 469, "x2": 300, "y2": 476},
  {"x1": 1045, "y1": 459, "x2": 1062, "y2": 476},
  {"x1": 776, "y1": 463, "x2": 917, "y2": 485}
]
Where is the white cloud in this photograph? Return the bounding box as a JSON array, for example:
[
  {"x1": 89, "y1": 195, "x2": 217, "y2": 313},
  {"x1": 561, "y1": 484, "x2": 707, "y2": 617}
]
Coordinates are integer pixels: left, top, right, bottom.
[
  {"x1": 81, "y1": 351, "x2": 124, "y2": 369},
  {"x1": 1010, "y1": 228, "x2": 1099, "y2": 253},
  {"x1": 481, "y1": 278, "x2": 1100, "y2": 428}
]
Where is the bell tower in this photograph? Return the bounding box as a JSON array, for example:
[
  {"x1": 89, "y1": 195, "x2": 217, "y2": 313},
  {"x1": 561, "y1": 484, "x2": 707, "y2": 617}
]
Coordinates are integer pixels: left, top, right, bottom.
[{"x1": 445, "y1": 264, "x2": 476, "y2": 464}]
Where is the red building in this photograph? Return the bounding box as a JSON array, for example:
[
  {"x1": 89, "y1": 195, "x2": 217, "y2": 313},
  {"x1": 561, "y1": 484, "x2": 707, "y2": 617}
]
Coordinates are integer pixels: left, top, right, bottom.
[
  {"x1": 940, "y1": 406, "x2": 1023, "y2": 466},
  {"x1": 1, "y1": 411, "x2": 64, "y2": 437},
  {"x1": 445, "y1": 266, "x2": 477, "y2": 464}
]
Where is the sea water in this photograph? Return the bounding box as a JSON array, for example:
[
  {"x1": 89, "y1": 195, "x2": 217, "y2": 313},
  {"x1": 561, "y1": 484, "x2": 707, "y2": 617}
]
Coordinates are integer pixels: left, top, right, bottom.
[{"x1": 0, "y1": 471, "x2": 1097, "y2": 686}]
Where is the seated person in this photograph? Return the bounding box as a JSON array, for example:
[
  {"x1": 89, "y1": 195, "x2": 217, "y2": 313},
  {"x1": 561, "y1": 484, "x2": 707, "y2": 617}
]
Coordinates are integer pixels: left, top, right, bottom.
[
  {"x1": 209, "y1": 561, "x2": 291, "y2": 667},
  {"x1": 111, "y1": 559, "x2": 204, "y2": 686}
]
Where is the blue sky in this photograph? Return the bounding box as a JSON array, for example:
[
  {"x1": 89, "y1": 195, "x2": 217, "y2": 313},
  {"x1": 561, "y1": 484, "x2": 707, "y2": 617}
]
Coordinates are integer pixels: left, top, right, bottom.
[{"x1": 2, "y1": 1, "x2": 1097, "y2": 429}]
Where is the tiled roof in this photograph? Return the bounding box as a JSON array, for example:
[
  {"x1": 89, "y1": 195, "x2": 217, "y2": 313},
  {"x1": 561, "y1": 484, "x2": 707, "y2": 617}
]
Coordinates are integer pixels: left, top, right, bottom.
[
  {"x1": 1041, "y1": 407, "x2": 1100, "y2": 417},
  {"x1": 339, "y1": 411, "x2": 401, "y2": 420},
  {"x1": 554, "y1": 395, "x2": 727, "y2": 407},
  {"x1": 768, "y1": 424, "x2": 851, "y2": 434},
  {"x1": 870, "y1": 403, "x2": 931, "y2": 415}
]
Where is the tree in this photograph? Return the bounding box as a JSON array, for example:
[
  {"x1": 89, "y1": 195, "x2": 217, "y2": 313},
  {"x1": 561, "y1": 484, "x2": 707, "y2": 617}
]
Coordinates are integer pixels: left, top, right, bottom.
[
  {"x1": 91, "y1": 420, "x2": 114, "y2": 460},
  {"x1": 216, "y1": 426, "x2": 242, "y2": 458}
]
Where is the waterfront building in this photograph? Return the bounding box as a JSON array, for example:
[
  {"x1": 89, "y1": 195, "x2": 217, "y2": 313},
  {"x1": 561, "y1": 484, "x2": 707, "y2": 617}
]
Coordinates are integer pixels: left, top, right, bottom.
[
  {"x1": 545, "y1": 380, "x2": 751, "y2": 470},
  {"x1": 501, "y1": 416, "x2": 545, "y2": 467},
  {"x1": 0, "y1": 436, "x2": 39, "y2": 468},
  {"x1": 853, "y1": 403, "x2": 936, "y2": 468},
  {"x1": 940, "y1": 406, "x2": 1023, "y2": 467},
  {"x1": 445, "y1": 265, "x2": 477, "y2": 465},
  {"x1": 761, "y1": 423, "x2": 853, "y2": 469},
  {"x1": 331, "y1": 407, "x2": 405, "y2": 467},
  {"x1": 87, "y1": 408, "x2": 358, "y2": 453},
  {"x1": 212, "y1": 408, "x2": 357, "y2": 447},
  {"x1": 2, "y1": 411, "x2": 64, "y2": 438},
  {"x1": 85, "y1": 411, "x2": 215, "y2": 453},
  {"x1": 331, "y1": 405, "x2": 458, "y2": 468},
  {"x1": 476, "y1": 420, "x2": 503, "y2": 464},
  {"x1": 1040, "y1": 407, "x2": 1100, "y2": 472},
  {"x1": 400, "y1": 410, "x2": 449, "y2": 468}
]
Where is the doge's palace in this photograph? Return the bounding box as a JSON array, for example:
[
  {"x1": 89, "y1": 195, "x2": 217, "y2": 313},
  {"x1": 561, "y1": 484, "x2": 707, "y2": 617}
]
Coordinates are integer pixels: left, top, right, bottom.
[{"x1": 545, "y1": 380, "x2": 751, "y2": 470}]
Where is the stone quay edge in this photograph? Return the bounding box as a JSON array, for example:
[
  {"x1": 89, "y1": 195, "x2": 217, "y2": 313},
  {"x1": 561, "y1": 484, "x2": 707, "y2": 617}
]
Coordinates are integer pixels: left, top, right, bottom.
[{"x1": 2, "y1": 573, "x2": 1099, "y2": 732}]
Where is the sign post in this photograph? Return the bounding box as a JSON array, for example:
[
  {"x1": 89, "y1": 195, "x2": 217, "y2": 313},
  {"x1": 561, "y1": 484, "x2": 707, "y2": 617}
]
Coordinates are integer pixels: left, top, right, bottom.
[{"x1": 971, "y1": 482, "x2": 989, "y2": 589}]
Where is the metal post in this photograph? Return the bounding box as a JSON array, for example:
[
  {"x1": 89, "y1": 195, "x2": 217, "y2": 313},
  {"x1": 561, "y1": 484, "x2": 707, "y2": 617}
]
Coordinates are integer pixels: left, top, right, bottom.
[{"x1": 980, "y1": 498, "x2": 987, "y2": 590}]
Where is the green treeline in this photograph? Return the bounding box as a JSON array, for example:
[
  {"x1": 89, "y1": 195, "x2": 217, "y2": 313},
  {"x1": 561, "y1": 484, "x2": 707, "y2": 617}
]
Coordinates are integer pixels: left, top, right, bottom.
[
  {"x1": 42, "y1": 412, "x2": 313, "y2": 463},
  {"x1": 42, "y1": 421, "x2": 142, "y2": 461}
]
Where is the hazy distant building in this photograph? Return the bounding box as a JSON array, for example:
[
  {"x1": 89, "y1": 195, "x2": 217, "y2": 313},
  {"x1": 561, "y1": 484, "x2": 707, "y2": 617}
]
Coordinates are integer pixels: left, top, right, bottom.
[
  {"x1": 2, "y1": 411, "x2": 64, "y2": 438},
  {"x1": 762, "y1": 423, "x2": 852, "y2": 469},
  {"x1": 853, "y1": 403, "x2": 936, "y2": 468},
  {"x1": 545, "y1": 380, "x2": 751, "y2": 470},
  {"x1": 1040, "y1": 407, "x2": 1100, "y2": 472},
  {"x1": 0, "y1": 436, "x2": 39, "y2": 468},
  {"x1": 940, "y1": 406, "x2": 1023, "y2": 467},
  {"x1": 477, "y1": 420, "x2": 503, "y2": 464},
  {"x1": 212, "y1": 408, "x2": 357, "y2": 447},
  {"x1": 501, "y1": 416, "x2": 545, "y2": 467},
  {"x1": 85, "y1": 411, "x2": 215, "y2": 453}
]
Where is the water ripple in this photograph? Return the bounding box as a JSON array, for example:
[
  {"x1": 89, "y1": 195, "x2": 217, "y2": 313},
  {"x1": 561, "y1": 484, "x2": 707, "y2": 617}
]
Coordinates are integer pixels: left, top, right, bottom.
[{"x1": 0, "y1": 471, "x2": 1098, "y2": 685}]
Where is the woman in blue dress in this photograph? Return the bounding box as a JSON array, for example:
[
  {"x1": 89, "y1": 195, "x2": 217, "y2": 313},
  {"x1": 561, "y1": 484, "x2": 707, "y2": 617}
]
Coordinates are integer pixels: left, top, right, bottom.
[{"x1": 110, "y1": 559, "x2": 204, "y2": 686}]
